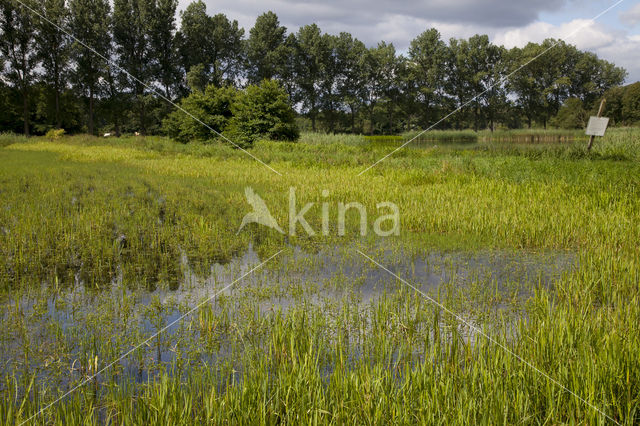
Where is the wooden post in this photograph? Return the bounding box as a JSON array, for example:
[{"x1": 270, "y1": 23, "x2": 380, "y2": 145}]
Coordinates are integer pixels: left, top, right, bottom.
[{"x1": 587, "y1": 98, "x2": 606, "y2": 151}]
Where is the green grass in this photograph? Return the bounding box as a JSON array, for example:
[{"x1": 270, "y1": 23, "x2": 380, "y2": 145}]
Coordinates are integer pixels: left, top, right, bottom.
[
  {"x1": 402, "y1": 129, "x2": 478, "y2": 143},
  {"x1": 0, "y1": 128, "x2": 639, "y2": 424}
]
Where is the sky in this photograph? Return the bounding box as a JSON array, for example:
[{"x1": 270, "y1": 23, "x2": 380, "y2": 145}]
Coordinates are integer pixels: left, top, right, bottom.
[{"x1": 177, "y1": 0, "x2": 640, "y2": 83}]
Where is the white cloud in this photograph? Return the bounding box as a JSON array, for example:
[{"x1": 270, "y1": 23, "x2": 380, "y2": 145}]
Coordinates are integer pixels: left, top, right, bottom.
[
  {"x1": 494, "y1": 19, "x2": 616, "y2": 50},
  {"x1": 493, "y1": 19, "x2": 639, "y2": 82},
  {"x1": 620, "y1": 3, "x2": 640, "y2": 27}
]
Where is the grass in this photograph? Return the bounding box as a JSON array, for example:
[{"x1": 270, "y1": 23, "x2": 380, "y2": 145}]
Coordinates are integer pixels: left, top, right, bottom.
[
  {"x1": 0, "y1": 128, "x2": 639, "y2": 424},
  {"x1": 402, "y1": 129, "x2": 478, "y2": 144}
]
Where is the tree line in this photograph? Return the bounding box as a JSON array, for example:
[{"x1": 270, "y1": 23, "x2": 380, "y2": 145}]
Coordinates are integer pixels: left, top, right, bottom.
[{"x1": 0, "y1": 0, "x2": 630, "y2": 137}]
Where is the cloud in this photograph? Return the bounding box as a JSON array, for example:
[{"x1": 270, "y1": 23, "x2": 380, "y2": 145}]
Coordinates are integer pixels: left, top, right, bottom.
[
  {"x1": 494, "y1": 19, "x2": 617, "y2": 50},
  {"x1": 596, "y1": 34, "x2": 640, "y2": 81},
  {"x1": 184, "y1": 0, "x2": 566, "y2": 29},
  {"x1": 494, "y1": 18, "x2": 640, "y2": 82},
  {"x1": 620, "y1": 3, "x2": 640, "y2": 27},
  {"x1": 181, "y1": 0, "x2": 640, "y2": 83}
]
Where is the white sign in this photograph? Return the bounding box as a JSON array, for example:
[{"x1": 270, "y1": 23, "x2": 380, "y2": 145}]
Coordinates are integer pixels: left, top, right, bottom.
[{"x1": 586, "y1": 116, "x2": 609, "y2": 137}]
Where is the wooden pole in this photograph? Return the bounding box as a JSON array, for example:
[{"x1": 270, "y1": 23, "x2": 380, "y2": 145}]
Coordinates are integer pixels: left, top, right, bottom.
[{"x1": 587, "y1": 98, "x2": 606, "y2": 151}]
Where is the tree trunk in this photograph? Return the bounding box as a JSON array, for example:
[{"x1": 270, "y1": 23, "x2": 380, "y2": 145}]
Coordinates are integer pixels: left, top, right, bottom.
[
  {"x1": 140, "y1": 98, "x2": 146, "y2": 135},
  {"x1": 474, "y1": 101, "x2": 479, "y2": 132},
  {"x1": 388, "y1": 102, "x2": 393, "y2": 135},
  {"x1": 88, "y1": 86, "x2": 94, "y2": 135},
  {"x1": 55, "y1": 85, "x2": 61, "y2": 129},
  {"x1": 369, "y1": 106, "x2": 375, "y2": 135},
  {"x1": 21, "y1": 52, "x2": 29, "y2": 136},
  {"x1": 350, "y1": 104, "x2": 356, "y2": 134},
  {"x1": 55, "y1": 61, "x2": 61, "y2": 129},
  {"x1": 22, "y1": 86, "x2": 29, "y2": 136}
]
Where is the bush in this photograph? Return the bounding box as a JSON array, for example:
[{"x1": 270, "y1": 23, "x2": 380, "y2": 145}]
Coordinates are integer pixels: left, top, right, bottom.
[
  {"x1": 45, "y1": 128, "x2": 66, "y2": 140},
  {"x1": 162, "y1": 85, "x2": 236, "y2": 143},
  {"x1": 550, "y1": 98, "x2": 587, "y2": 129},
  {"x1": 229, "y1": 80, "x2": 299, "y2": 146}
]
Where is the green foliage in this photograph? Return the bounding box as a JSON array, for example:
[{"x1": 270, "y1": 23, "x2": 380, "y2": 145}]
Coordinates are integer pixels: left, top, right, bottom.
[
  {"x1": 185, "y1": 63, "x2": 209, "y2": 93},
  {"x1": 246, "y1": 11, "x2": 288, "y2": 83},
  {"x1": 177, "y1": 2, "x2": 244, "y2": 87},
  {"x1": 45, "y1": 128, "x2": 65, "y2": 140},
  {"x1": 550, "y1": 97, "x2": 587, "y2": 129},
  {"x1": 162, "y1": 81, "x2": 298, "y2": 146},
  {"x1": 603, "y1": 82, "x2": 640, "y2": 126},
  {"x1": 0, "y1": 0, "x2": 39, "y2": 135},
  {"x1": 68, "y1": 0, "x2": 111, "y2": 135},
  {"x1": 230, "y1": 80, "x2": 299, "y2": 144},
  {"x1": 0, "y1": 7, "x2": 631, "y2": 138},
  {"x1": 162, "y1": 85, "x2": 236, "y2": 143},
  {"x1": 621, "y1": 82, "x2": 640, "y2": 125}
]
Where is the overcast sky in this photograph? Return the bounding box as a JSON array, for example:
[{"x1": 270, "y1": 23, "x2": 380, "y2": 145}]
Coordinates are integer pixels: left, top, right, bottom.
[{"x1": 177, "y1": 0, "x2": 640, "y2": 83}]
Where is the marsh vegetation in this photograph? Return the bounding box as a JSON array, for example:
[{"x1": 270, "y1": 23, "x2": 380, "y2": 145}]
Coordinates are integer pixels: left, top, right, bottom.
[{"x1": 0, "y1": 129, "x2": 639, "y2": 424}]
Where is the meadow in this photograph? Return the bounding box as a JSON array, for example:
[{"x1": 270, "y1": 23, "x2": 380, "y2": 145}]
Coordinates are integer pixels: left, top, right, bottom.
[{"x1": 0, "y1": 128, "x2": 639, "y2": 424}]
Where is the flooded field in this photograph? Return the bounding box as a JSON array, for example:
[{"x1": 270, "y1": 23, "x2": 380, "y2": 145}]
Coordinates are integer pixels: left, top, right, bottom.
[
  {"x1": 1, "y1": 244, "x2": 576, "y2": 390},
  {"x1": 1, "y1": 135, "x2": 638, "y2": 424}
]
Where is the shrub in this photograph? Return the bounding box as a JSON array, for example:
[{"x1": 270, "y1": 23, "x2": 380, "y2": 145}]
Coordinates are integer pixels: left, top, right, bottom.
[
  {"x1": 162, "y1": 85, "x2": 236, "y2": 143},
  {"x1": 45, "y1": 128, "x2": 66, "y2": 140},
  {"x1": 229, "y1": 80, "x2": 299, "y2": 145}
]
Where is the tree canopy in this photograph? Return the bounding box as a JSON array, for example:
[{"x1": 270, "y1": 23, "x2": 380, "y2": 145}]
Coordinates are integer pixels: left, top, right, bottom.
[{"x1": 0, "y1": 5, "x2": 631, "y2": 138}]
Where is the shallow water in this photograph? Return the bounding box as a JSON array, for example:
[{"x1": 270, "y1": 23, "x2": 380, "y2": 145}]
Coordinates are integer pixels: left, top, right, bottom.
[{"x1": 0, "y1": 243, "x2": 577, "y2": 388}]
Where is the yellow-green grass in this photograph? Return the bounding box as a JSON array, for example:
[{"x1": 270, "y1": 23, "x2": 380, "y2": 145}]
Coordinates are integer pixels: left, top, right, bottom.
[{"x1": 0, "y1": 129, "x2": 639, "y2": 424}]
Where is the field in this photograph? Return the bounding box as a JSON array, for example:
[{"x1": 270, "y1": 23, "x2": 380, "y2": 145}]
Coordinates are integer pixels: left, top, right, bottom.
[{"x1": 0, "y1": 129, "x2": 639, "y2": 424}]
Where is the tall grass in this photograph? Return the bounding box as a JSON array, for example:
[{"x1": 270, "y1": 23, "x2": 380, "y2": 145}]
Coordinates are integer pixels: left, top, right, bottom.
[
  {"x1": 402, "y1": 129, "x2": 478, "y2": 144},
  {"x1": 1, "y1": 130, "x2": 639, "y2": 424}
]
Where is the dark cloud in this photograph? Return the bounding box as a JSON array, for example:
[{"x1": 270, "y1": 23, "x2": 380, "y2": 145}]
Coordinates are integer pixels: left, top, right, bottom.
[
  {"x1": 179, "y1": 0, "x2": 639, "y2": 82},
  {"x1": 191, "y1": 0, "x2": 565, "y2": 29}
]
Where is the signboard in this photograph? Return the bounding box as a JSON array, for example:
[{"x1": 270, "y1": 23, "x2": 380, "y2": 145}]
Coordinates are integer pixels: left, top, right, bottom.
[{"x1": 585, "y1": 116, "x2": 609, "y2": 137}]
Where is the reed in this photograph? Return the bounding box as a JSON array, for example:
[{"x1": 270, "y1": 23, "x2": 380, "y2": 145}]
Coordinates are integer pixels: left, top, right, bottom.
[{"x1": 1, "y1": 129, "x2": 639, "y2": 424}]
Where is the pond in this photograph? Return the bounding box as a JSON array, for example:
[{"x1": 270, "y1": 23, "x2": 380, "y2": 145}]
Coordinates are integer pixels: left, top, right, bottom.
[{"x1": 0, "y1": 243, "x2": 576, "y2": 389}]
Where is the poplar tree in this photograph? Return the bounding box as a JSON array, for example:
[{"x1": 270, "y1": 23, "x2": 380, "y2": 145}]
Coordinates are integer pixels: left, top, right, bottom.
[
  {"x1": 69, "y1": 0, "x2": 111, "y2": 135},
  {"x1": 0, "y1": 0, "x2": 39, "y2": 135}
]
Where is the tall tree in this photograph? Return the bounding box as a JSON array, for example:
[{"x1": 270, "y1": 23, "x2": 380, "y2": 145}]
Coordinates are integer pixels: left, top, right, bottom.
[
  {"x1": 113, "y1": 0, "x2": 155, "y2": 133},
  {"x1": 408, "y1": 28, "x2": 447, "y2": 128},
  {"x1": 0, "y1": 0, "x2": 39, "y2": 135},
  {"x1": 535, "y1": 39, "x2": 574, "y2": 128},
  {"x1": 294, "y1": 24, "x2": 327, "y2": 132},
  {"x1": 35, "y1": 0, "x2": 70, "y2": 129},
  {"x1": 278, "y1": 33, "x2": 299, "y2": 102},
  {"x1": 207, "y1": 13, "x2": 244, "y2": 86},
  {"x1": 149, "y1": 0, "x2": 179, "y2": 99},
  {"x1": 334, "y1": 32, "x2": 366, "y2": 133},
  {"x1": 362, "y1": 42, "x2": 397, "y2": 134},
  {"x1": 69, "y1": 0, "x2": 111, "y2": 135},
  {"x1": 446, "y1": 35, "x2": 505, "y2": 131},
  {"x1": 176, "y1": 1, "x2": 209, "y2": 73},
  {"x1": 570, "y1": 49, "x2": 626, "y2": 108},
  {"x1": 177, "y1": 3, "x2": 244, "y2": 87},
  {"x1": 507, "y1": 43, "x2": 546, "y2": 128},
  {"x1": 246, "y1": 11, "x2": 287, "y2": 83},
  {"x1": 319, "y1": 33, "x2": 341, "y2": 132}
]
